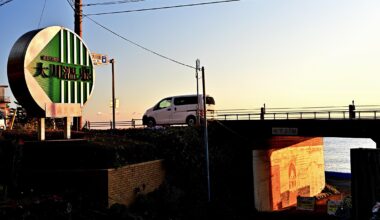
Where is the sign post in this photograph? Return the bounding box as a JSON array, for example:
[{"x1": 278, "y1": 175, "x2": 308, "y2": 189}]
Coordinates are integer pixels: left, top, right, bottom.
[
  {"x1": 7, "y1": 26, "x2": 95, "y2": 140},
  {"x1": 64, "y1": 117, "x2": 71, "y2": 139},
  {"x1": 38, "y1": 118, "x2": 45, "y2": 141},
  {"x1": 92, "y1": 52, "x2": 116, "y2": 129}
]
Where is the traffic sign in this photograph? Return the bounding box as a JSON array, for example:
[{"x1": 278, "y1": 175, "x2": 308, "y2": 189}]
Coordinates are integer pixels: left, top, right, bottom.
[{"x1": 91, "y1": 53, "x2": 108, "y2": 65}]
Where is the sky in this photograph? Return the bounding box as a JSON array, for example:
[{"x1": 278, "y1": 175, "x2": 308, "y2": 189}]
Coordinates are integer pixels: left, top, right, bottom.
[{"x1": 1, "y1": 0, "x2": 380, "y2": 122}]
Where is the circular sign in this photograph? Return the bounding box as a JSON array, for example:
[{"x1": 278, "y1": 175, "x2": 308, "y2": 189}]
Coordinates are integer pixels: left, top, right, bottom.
[{"x1": 7, "y1": 26, "x2": 95, "y2": 117}]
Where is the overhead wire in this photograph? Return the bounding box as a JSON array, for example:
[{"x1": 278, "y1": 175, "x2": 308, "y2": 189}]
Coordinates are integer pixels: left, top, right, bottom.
[
  {"x1": 67, "y1": 0, "x2": 239, "y2": 68},
  {"x1": 82, "y1": 0, "x2": 144, "y2": 7},
  {"x1": 66, "y1": 0, "x2": 196, "y2": 69},
  {"x1": 66, "y1": 0, "x2": 75, "y2": 11},
  {"x1": 0, "y1": 0, "x2": 14, "y2": 7},
  {"x1": 86, "y1": 0, "x2": 240, "y2": 16},
  {"x1": 86, "y1": 16, "x2": 197, "y2": 69},
  {"x1": 38, "y1": 0, "x2": 47, "y2": 28}
]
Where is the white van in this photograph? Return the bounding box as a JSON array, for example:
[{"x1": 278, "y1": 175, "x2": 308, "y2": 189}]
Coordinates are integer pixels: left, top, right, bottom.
[
  {"x1": 0, "y1": 111, "x2": 6, "y2": 130},
  {"x1": 142, "y1": 95, "x2": 216, "y2": 127}
]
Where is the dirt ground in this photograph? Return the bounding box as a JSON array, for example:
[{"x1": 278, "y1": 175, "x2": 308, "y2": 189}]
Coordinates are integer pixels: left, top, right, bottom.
[{"x1": 253, "y1": 177, "x2": 351, "y2": 220}]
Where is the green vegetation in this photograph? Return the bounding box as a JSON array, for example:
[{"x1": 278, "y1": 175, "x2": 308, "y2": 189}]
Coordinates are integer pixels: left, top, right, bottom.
[
  {"x1": 0, "y1": 125, "x2": 339, "y2": 219},
  {"x1": 85, "y1": 126, "x2": 255, "y2": 219},
  {"x1": 0, "y1": 124, "x2": 256, "y2": 219}
]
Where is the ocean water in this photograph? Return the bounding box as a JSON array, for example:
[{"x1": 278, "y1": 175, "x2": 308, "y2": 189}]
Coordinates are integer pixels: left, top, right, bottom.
[{"x1": 324, "y1": 137, "x2": 376, "y2": 173}]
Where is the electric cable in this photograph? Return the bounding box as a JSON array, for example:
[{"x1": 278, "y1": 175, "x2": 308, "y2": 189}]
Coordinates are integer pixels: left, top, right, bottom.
[
  {"x1": 86, "y1": 16, "x2": 196, "y2": 69},
  {"x1": 66, "y1": 0, "x2": 239, "y2": 68},
  {"x1": 66, "y1": 0, "x2": 196, "y2": 69},
  {"x1": 82, "y1": 0, "x2": 144, "y2": 7},
  {"x1": 38, "y1": 0, "x2": 47, "y2": 28},
  {"x1": 86, "y1": 0, "x2": 240, "y2": 16},
  {"x1": 66, "y1": 0, "x2": 74, "y2": 10},
  {"x1": 0, "y1": 0, "x2": 14, "y2": 7}
]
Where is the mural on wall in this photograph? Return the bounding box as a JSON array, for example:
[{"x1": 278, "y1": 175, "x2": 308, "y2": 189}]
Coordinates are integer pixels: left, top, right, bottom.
[{"x1": 270, "y1": 144, "x2": 325, "y2": 210}]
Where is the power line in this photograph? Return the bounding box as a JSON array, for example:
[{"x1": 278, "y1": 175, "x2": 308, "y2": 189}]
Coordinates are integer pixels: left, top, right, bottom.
[
  {"x1": 66, "y1": 0, "x2": 74, "y2": 10},
  {"x1": 38, "y1": 0, "x2": 47, "y2": 28},
  {"x1": 87, "y1": 16, "x2": 196, "y2": 69},
  {"x1": 66, "y1": 0, "x2": 196, "y2": 69},
  {"x1": 87, "y1": 0, "x2": 239, "y2": 16},
  {"x1": 0, "y1": 0, "x2": 15, "y2": 7},
  {"x1": 82, "y1": 0, "x2": 144, "y2": 7}
]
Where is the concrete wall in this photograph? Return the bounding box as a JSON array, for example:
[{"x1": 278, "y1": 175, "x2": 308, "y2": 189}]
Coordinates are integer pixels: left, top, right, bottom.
[
  {"x1": 23, "y1": 159, "x2": 165, "y2": 208},
  {"x1": 253, "y1": 137, "x2": 325, "y2": 211}
]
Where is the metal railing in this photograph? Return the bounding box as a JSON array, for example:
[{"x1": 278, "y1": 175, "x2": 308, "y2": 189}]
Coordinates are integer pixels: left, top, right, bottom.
[
  {"x1": 85, "y1": 119, "x2": 144, "y2": 130},
  {"x1": 215, "y1": 105, "x2": 380, "y2": 121},
  {"x1": 84, "y1": 105, "x2": 380, "y2": 129}
]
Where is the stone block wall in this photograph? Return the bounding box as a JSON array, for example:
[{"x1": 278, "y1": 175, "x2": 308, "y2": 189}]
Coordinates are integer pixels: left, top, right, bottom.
[
  {"x1": 108, "y1": 159, "x2": 165, "y2": 207},
  {"x1": 22, "y1": 159, "x2": 165, "y2": 208}
]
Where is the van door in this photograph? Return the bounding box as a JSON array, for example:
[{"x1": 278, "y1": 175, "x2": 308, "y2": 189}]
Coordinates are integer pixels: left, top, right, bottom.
[
  {"x1": 152, "y1": 97, "x2": 173, "y2": 125},
  {"x1": 172, "y1": 96, "x2": 197, "y2": 124}
]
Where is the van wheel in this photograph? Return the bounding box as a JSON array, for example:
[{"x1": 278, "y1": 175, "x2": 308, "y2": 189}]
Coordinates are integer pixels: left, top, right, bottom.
[
  {"x1": 186, "y1": 116, "x2": 196, "y2": 127},
  {"x1": 147, "y1": 118, "x2": 156, "y2": 128}
]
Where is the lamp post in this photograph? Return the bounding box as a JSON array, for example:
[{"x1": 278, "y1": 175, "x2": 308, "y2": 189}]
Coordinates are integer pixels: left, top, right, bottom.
[{"x1": 110, "y1": 59, "x2": 116, "y2": 129}]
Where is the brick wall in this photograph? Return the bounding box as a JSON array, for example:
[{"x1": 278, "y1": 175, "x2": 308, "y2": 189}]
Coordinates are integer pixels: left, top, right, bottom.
[{"x1": 108, "y1": 159, "x2": 165, "y2": 207}]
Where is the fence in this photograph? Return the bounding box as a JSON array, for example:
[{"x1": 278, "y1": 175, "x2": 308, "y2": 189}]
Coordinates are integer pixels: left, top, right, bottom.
[
  {"x1": 85, "y1": 119, "x2": 144, "y2": 130},
  {"x1": 215, "y1": 105, "x2": 380, "y2": 121},
  {"x1": 85, "y1": 105, "x2": 380, "y2": 129}
]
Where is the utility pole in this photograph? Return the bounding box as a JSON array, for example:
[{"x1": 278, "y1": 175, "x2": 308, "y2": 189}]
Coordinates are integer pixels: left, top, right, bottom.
[
  {"x1": 110, "y1": 59, "x2": 116, "y2": 129},
  {"x1": 74, "y1": 0, "x2": 82, "y2": 37},
  {"x1": 202, "y1": 66, "x2": 211, "y2": 202},
  {"x1": 74, "y1": 0, "x2": 82, "y2": 130}
]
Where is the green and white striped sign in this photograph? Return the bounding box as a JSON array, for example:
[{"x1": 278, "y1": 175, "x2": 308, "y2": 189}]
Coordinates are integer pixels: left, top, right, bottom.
[{"x1": 8, "y1": 26, "x2": 95, "y2": 117}]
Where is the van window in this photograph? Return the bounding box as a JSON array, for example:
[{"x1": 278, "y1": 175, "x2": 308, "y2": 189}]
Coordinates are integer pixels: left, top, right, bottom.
[
  {"x1": 173, "y1": 96, "x2": 215, "y2": 106},
  {"x1": 206, "y1": 97, "x2": 215, "y2": 105},
  {"x1": 156, "y1": 98, "x2": 172, "y2": 110},
  {"x1": 174, "y1": 96, "x2": 198, "y2": 106}
]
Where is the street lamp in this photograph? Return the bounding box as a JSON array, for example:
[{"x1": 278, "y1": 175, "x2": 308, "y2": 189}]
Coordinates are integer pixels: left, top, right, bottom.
[{"x1": 196, "y1": 59, "x2": 201, "y2": 125}]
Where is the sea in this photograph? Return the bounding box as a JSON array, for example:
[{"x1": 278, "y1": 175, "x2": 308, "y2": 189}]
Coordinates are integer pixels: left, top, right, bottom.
[{"x1": 324, "y1": 137, "x2": 376, "y2": 173}]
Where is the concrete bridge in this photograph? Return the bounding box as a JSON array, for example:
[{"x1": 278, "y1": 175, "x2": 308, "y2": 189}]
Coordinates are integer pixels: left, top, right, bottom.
[
  {"x1": 215, "y1": 103, "x2": 380, "y2": 146},
  {"x1": 213, "y1": 103, "x2": 380, "y2": 219}
]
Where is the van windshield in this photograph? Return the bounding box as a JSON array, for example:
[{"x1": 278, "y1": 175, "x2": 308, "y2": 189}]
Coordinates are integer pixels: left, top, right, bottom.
[{"x1": 157, "y1": 98, "x2": 172, "y2": 109}]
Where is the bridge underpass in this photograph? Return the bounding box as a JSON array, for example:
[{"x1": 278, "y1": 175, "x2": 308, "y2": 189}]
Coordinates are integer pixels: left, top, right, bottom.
[
  {"x1": 214, "y1": 103, "x2": 380, "y2": 145},
  {"x1": 211, "y1": 106, "x2": 380, "y2": 219}
]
